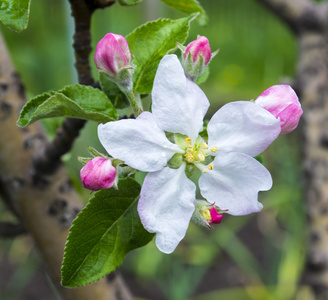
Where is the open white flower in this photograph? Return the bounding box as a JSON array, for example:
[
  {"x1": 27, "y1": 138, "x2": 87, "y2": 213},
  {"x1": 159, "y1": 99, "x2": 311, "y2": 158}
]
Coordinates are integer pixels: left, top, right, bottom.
[{"x1": 98, "y1": 55, "x2": 281, "y2": 254}]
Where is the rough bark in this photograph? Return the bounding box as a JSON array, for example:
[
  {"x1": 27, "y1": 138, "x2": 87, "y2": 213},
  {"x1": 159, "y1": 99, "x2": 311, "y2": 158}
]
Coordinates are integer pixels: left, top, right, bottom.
[
  {"x1": 257, "y1": 0, "x2": 328, "y2": 299},
  {"x1": 298, "y1": 31, "x2": 328, "y2": 300},
  {"x1": 0, "y1": 31, "x2": 134, "y2": 300}
]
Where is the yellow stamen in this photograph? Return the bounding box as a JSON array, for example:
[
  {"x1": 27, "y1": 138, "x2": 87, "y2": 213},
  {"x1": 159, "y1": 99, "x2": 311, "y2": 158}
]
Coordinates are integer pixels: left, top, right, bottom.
[
  {"x1": 198, "y1": 154, "x2": 205, "y2": 161},
  {"x1": 210, "y1": 146, "x2": 218, "y2": 153},
  {"x1": 203, "y1": 143, "x2": 209, "y2": 149},
  {"x1": 185, "y1": 154, "x2": 194, "y2": 162},
  {"x1": 185, "y1": 137, "x2": 191, "y2": 143},
  {"x1": 209, "y1": 164, "x2": 214, "y2": 170},
  {"x1": 202, "y1": 169, "x2": 208, "y2": 173}
]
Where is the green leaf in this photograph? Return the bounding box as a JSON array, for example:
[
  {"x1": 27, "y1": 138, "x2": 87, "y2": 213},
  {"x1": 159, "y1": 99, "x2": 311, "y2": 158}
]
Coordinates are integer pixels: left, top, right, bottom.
[
  {"x1": 118, "y1": 0, "x2": 143, "y2": 6},
  {"x1": 99, "y1": 73, "x2": 130, "y2": 109},
  {"x1": 61, "y1": 178, "x2": 154, "y2": 287},
  {"x1": 17, "y1": 84, "x2": 117, "y2": 127},
  {"x1": 126, "y1": 14, "x2": 195, "y2": 94},
  {"x1": 0, "y1": 0, "x2": 31, "y2": 32},
  {"x1": 159, "y1": 0, "x2": 208, "y2": 26}
]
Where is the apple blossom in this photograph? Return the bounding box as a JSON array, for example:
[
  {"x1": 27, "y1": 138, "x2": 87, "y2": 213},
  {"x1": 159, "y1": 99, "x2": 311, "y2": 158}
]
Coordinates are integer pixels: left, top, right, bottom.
[
  {"x1": 98, "y1": 54, "x2": 281, "y2": 254},
  {"x1": 255, "y1": 85, "x2": 303, "y2": 134},
  {"x1": 80, "y1": 157, "x2": 116, "y2": 191}
]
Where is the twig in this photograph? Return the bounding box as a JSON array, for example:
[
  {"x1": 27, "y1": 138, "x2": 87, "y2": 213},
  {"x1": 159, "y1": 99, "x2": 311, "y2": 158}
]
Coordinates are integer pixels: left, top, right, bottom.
[
  {"x1": 0, "y1": 26, "x2": 133, "y2": 300},
  {"x1": 33, "y1": 0, "x2": 115, "y2": 175},
  {"x1": 0, "y1": 222, "x2": 27, "y2": 238},
  {"x1": 256, "y1": 0, "x2": 324, "y2": 34}
]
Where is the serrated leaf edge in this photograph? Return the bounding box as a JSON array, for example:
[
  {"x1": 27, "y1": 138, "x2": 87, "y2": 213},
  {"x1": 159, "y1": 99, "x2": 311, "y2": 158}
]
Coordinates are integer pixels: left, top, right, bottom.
[
  {"x1": 0, "y1": 0, "x2": 31, "y2": 32},
  {"x1": 17, "y1": 84, "x2": 117, "y2": 127},
  {"x1": 61, "y1": 185, "x2": 140, "y2": 287},
  {"x1": 126, "y1": 14, "x2": 196, "y2": 93}
]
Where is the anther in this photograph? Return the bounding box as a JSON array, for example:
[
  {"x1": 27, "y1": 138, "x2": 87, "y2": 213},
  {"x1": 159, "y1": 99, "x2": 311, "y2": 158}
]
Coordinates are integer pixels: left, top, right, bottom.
[
  {"x1": 185, "y1": 137, "x2": 191, "y2": 143},
  {"x1": 208, "y1": 164, "x2": 214, "y2": 170},
  {"x1": 210, "y1": 146, "x2": 218, "y2": 153},
  {"x1": 203, "y1": 169, "x2": 208, "y2": 173},
  {"x1": 203, "y1": 143, "x2": 209, "y2": 149},
  {"x1": 198, "y1": 154, "x2": 205, "y2": 161}
]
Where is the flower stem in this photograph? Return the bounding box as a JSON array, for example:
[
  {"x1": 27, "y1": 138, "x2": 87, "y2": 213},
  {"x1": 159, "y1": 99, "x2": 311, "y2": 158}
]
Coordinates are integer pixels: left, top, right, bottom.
[{"x1": 125, "y1": 88, "x2": 143, "y2": 117}]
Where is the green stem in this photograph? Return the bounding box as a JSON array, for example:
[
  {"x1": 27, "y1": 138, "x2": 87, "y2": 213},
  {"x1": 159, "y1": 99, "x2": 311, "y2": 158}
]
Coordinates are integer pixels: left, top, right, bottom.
[{"x1": 125, "y1": 88, "x2": 143, "y2": 117}]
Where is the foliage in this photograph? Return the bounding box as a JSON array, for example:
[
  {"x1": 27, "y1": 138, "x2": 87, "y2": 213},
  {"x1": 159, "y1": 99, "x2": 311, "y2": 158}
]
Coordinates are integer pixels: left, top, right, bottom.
[
  {"x1": 61, "y1": 178, "x2": 154, "y2": 287},
  {"x1": 0, "y1": 0, "x2": 31, "y2": 32},
  {"x1": 17, "y1": 84, "x2": 117, "y2": 127},
  {"x1": 159, "y1": 0, "x2": 208, "y2": 25},
  {"x1": 126, "y1": 14, "x2": 195, "y2": 94}
]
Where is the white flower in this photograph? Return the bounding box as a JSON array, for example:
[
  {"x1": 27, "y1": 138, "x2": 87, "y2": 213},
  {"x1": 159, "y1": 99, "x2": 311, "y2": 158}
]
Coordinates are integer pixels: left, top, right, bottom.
[{"x1": 98, "y1": 55, "x2": 281, "y2": 254}]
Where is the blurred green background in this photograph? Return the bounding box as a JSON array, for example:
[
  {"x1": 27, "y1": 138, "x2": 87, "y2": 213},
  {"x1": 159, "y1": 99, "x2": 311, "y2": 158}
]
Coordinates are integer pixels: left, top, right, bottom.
[{"x1": 0, "y1": 0, "x2": 305, "y2": 299}]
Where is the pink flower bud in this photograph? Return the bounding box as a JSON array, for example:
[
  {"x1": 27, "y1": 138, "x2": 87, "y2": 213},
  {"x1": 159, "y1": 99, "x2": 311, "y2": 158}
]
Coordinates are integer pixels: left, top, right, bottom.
[
  {"x1": 80, "y1": 157, "x2": 116, "y2": 191},
  {"x1": 255, "y1": 85, "x2": 303, "y2": 134},
  {"x1": 179, "y1": 36, "x2": 218, "y2": 82},
  {"x1": 184, "y1": 36, "x2": 212, "y2": 65},
  {"x1": 94, "y1": 33, "x2": 131, "y2": 76}
]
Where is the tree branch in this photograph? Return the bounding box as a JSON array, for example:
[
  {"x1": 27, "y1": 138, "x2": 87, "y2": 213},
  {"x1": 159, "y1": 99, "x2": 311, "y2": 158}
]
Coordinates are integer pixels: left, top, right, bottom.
[
  {"x1": 0, "y1": 21, "x2": 133, "y2": 300},
  {"x1": 33, "y1": 0, "x2": 115, "y2": 176},
  {"x1": 256, "y1": 0, "x2": 324, "y2": 34},
  {"x1": 0, "y1": 222, "x2": 26, "y2": 238}
]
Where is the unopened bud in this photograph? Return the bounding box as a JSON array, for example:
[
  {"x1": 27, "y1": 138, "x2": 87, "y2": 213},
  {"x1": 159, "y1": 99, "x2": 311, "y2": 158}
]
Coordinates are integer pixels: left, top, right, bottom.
[
  {"x1": 94, "y1": 33, "x2": 134, "y2": 89},
  {"x1": 178, "y1": 36, "x2": 219, "y2": 81},
  {"x1": 254, "y1": 85, "x2": 303, "y2": 135},
  {"x1": 80, "y1": 157, "x2": 116, "y2": 191}
]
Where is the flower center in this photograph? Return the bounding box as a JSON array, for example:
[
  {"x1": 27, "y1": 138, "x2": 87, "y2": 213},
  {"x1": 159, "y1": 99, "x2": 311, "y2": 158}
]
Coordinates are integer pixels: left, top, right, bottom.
[
  {"x1": 182, "y1": 136, "x2": 218, "y2": 173},
  {"x1": 167, "y1": 133, "x2": 219, "y2": 175}
]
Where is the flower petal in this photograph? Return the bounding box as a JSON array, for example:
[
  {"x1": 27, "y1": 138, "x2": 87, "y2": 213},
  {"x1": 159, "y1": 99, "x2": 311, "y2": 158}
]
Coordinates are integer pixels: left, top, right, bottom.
[
  {"x1": 152, "y1": 55, "x2": 210, "y2": 141},
  {"x1": 98, "y1": 112, "x2": 182, "y2": 172},
  {"x1": 138, "y1": 164, "x2": 196, "y2": 254},
  {"x1": 199, "y1": 151, "x2": 272, "y2": 216},
  {"x1": 207, "y1": 101, "x2": 280, "y2": 157}
]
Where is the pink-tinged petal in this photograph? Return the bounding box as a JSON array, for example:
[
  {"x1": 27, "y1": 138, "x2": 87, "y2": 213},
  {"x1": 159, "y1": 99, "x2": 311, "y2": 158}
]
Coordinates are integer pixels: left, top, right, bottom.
[
  {"x1": 199, "y1": 151, "x2": 272, "y2": 216},
  {"x1": 80, "y1": 157, "x2": 116, "y2": 191},
  {"x1": 184, "y1": 36, "x2": 212, "y2": 64},
  {"x1": 152, "y1": 55, "x2": 209, "y2": 142},
  {"x1": 138, "y1": 164, "x2": 196, "y2": 254},
  {"x1": 207, "y1": 101, "x2": 281, "y2": 157},
  {"x1": 255, "y1": 85, "x2": 302, "y2": 134},
  {"x1": 94, "y1": 33, "x2": 130, "y2": 75},
  {"x1": 112, "y1": 33, "x2": 131, "y2": 62},
  {"x1": 98, "y1": 112, "x2": 183, "y2": 172},
  {"x1": 277, "y1": 102, "x2": 303, "y2": 134}
]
